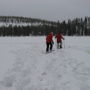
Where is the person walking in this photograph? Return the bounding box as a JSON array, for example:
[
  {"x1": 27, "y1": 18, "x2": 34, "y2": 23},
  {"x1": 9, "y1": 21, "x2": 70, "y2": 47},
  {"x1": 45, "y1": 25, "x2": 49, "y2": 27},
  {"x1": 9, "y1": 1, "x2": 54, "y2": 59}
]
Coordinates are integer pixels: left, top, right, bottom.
[
  {"x1": 46, "y1": 32, "x2": 54, "y2": 52},
  {"x1": 55, "y1": 32, "x2": 64, "y2": 49}
]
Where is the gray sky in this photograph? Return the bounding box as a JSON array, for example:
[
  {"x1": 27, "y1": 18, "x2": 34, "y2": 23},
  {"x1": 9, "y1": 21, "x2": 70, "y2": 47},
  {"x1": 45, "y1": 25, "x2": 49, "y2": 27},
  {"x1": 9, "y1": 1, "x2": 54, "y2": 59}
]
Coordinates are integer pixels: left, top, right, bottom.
[{"x1": 0, "y1": 0, "x2": 90, "y2": 21}]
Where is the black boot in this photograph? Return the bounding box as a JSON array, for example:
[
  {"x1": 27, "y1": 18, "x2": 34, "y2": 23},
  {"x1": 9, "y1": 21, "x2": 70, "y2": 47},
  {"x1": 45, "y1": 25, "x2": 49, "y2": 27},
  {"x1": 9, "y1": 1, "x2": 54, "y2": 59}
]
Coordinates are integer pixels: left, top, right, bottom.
[{"x1": 60, "y1": 45, "x2": 62, "y2": 48}]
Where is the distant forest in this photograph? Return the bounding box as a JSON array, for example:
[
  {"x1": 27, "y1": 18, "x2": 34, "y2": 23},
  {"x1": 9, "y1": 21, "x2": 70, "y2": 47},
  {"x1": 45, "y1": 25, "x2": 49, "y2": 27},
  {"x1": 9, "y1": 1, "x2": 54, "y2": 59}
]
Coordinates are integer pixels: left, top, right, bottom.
[{"x1": 0, "y1": 16, "x2": 90, "y2": 36}]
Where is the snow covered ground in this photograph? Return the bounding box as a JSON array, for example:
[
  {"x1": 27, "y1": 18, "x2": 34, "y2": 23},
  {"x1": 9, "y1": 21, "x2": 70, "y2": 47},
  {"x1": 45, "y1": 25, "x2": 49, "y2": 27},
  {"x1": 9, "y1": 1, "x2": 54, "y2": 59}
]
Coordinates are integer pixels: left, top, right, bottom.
[{"x1": 0, "y1": 36, "x2": 90, "y2": 90}]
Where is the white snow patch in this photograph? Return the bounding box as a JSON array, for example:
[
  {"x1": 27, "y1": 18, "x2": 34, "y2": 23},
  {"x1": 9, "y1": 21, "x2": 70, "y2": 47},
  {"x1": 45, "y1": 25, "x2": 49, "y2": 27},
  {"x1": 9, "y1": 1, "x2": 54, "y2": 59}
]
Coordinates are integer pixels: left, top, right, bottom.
[{"x1": 0, "y1": 36, "x2": 90, "y2": 90}]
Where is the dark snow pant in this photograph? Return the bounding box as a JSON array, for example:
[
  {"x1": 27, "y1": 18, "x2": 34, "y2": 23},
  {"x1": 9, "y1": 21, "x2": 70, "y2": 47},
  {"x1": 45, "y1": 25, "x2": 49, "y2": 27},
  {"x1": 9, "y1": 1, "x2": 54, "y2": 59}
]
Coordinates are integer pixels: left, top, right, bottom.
[
  {"x1": 46, "y1": 42, "x2": 53, "y2": 52},
  {"x1": 57, "y1": 41, "x2": 62, "y2": 49}
]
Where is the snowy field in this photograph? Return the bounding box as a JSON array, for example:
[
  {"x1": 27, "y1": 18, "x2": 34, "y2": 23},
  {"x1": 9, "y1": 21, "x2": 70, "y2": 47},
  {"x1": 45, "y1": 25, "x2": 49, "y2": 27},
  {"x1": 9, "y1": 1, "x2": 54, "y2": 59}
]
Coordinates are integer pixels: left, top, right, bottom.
[{"x1": 0, "y1": 36, "x2": 90, "y2": 90}]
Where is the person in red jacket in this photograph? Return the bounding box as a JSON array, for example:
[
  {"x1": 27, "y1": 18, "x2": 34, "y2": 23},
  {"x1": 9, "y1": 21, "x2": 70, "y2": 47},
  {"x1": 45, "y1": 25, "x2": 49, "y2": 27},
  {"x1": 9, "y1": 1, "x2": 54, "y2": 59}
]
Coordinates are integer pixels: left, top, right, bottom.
[
  {"x1": 55, "y1": 32, "x2": 64, "y2": 49},
  {"x1": 46, "y1": 32, "x2": 54, "y2": 52}
]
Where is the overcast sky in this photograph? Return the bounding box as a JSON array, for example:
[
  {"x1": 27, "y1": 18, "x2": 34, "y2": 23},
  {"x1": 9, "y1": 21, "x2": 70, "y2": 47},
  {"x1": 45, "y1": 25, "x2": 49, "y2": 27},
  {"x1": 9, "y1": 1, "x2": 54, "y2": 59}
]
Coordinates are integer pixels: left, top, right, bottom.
[{"x1": 0, "y1": 0, "x2": 90, "y2": 21}]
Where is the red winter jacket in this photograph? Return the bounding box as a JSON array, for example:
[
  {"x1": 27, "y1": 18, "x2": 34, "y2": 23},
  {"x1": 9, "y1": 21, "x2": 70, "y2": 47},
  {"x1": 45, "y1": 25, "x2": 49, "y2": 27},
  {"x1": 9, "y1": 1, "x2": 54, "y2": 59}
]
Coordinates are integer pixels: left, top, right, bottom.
[
  {"x1": 55, "y1": 33, "x2": 63, "y2": 42},
  {"x1": 46, "y1": 33, "x2": 53, "y2": 43}
]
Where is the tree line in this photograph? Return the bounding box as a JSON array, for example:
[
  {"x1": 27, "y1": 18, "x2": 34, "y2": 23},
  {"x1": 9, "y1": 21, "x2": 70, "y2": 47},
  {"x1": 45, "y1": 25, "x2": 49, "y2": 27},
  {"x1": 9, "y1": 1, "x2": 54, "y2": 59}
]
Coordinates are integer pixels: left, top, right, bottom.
[{"x1": 0, "y1": 16, "x2": 90, "y2": 36}]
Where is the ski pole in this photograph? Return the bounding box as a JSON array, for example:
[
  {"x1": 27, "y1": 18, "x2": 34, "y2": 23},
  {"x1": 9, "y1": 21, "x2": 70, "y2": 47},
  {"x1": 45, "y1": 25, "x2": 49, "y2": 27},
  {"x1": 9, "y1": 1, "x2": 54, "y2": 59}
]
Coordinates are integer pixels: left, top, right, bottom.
[{"x1": 64, "y1": 39, "x2": 65, "y2": 48}]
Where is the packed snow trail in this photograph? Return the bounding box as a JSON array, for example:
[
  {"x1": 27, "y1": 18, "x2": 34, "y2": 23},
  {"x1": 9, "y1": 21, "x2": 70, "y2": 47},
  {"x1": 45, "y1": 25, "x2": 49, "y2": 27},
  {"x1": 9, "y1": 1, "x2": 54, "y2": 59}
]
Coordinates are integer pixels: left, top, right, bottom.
[{"x1": 0, "y1": 36, "x2": 90, "y2": 90}]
